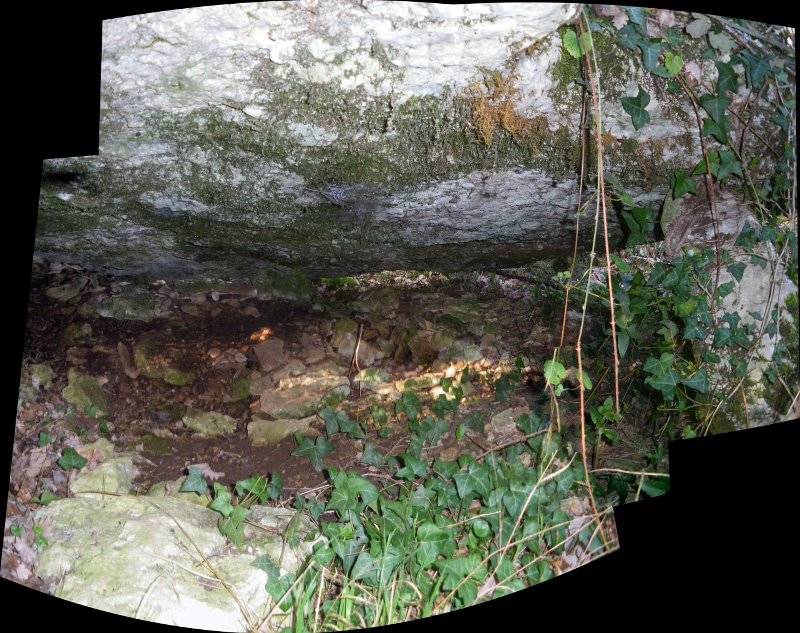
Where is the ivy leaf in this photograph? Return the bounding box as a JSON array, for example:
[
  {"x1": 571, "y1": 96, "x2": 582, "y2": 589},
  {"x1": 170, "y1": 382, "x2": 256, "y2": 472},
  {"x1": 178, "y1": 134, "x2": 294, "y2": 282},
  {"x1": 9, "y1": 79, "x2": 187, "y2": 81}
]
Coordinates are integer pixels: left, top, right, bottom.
[
  {"x1": 291, "y1": 434, "x2": 333, "y2": 472},
  {"x1": 543, "y1": 360, "x2": 567, "y2": 386},
  {"x1": 715, "y1": 62, "x2": 739, "y2": 94},
  {"x1": 682, "y1": 368, "x2": 710, "y2": 394},
  {"x1": 327, "y1": 470, "x2": 379, "y2": 515},
  {"x1": 337, "y1": 416, "x2": 366, "y2": 440},
  {"x1": 638, "y1": 41, "x2": 662, "y2": 72},
  {"x1": 35, "y1": 488, "x2": 59, "y2": 506},
  {"x1": 235, "y1": 475, "x2": 271, "y2": 503},
  {"x1": 692, "y1": 150, "x2": 720, "y2": 177},
  {"x1": 699, "y1": 93, "x2": 731, "y2": 124},
  {"x1": 453, "y1": 464, "x2": 492, "y2": 500},
  {"x1": 716, "y1": 150, "x2": 743, "y2": 181},
  {"x1": 395, "y1": 454, "x2": 429, "y2": 480},
  {"x1": 616, "y1": 23, "x2": 645, "y2": 50},
  {"x1": 58, "y1": 447, "x2": 87, "y2": 471},
  {"x1": 562, "y1": 28, "x2": 581, "y2": 59},
  {"x1": 702, "y1": 116, "x2": 730, "y2": 144},
  {"x1": 664, "y1": 52, "x2": 684, "y2": 77},
  {"x1": 727, "y1": 262, "x2": 747, "y2": 282},
  {"x1": 620, "y1": 87, "x2": 651, "y2": 130},
  {"x1": 416, "y1": 522, "x2": 454, "y2": 568},
  {"x1": 713, "y1": 327, "x2": 732, "y2": 348},
  {"x1": 181, "y1": 466, "x2": 209, "y2": 494},
  {"x1": 645, "y1": 368, "x2": 680, "y2": 401},
  {"x1": 219, "y1": 505, "x2": 248, "y2": 548},
  {"x1": 38, "y1": 432, "x2": 54, "y2": 447},
  {"x1": 644, "y1": 353, "x2": 679, "y2": 401},
  {"x1": 740, "y1": 51, "x2": 771, "y2": 89},
  {"x1": 672, "y1": 170, "x2": 697, "y2": 198},
  {"x1": 626, "y1": 7, "x2": 648, "y2": 28},
  {"x1": 715, "y1": 281, "x2": 736, "y2": 299},
  {"x1": 209, "y1": 483, "x2": 234, "y2": 517},
  {"x1": 396, "y1": 391, "x2": 421, "y2": 422},
  {"x1": 350, "y1": 551, "x2": 379, "y2": 584},
  {"x1": 360, "y1": 442, "x2": 385, "y2": 468}
]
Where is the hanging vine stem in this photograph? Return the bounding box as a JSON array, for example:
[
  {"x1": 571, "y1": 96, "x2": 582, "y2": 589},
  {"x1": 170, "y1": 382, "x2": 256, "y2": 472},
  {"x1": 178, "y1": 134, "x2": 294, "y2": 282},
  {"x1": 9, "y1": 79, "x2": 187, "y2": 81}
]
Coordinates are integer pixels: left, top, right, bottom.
[
  {"x1": 549, "y1": 8, "x2": 617, "y2": 551},
  {"x1": 579, "y1": 11, "x2": 620, "y2": 417},
  {"x1": 559, "y1": 86, "x2": 589, "y2": 348}
]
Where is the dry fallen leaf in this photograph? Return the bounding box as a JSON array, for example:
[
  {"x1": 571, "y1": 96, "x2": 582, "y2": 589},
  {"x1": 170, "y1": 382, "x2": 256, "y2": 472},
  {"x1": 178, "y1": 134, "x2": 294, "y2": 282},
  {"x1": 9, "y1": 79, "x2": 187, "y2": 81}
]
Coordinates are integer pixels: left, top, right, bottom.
[
  {"x1": 595, "y1": 4, "x2": 628, "y2": 29},
  {"x1": 189, "y1": 462, "x2": 225, "y2": 481},
  {"x1": 656, "y1": 9, "x2": 676, "y2": 28},
  {"x1": 117, "y1": 342, "x2": 140, "y2": 379},
  {"x1": 476, "y1": 575, "x2": 497, "y2": 600},
  {"x1": 684, "y1": 60, "x2": 703, "y2": 83}
]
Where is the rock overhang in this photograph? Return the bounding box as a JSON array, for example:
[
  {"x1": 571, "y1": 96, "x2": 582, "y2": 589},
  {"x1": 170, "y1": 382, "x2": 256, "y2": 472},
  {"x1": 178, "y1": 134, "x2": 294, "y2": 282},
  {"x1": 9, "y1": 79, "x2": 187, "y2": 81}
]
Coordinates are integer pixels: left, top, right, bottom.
[{"x1": 36, "y1": 1, "x2": 703, "y2": 282}]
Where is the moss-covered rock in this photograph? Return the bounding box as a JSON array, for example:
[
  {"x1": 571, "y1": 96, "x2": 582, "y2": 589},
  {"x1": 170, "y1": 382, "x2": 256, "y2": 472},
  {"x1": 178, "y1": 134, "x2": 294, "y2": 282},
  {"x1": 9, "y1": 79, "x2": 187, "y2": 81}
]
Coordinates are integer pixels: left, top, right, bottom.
[
  {"x1": 33, "y1": 3, "x2": 707, "y2": 281},
  {"x1": 181, "y1": 408, "x2": 237, "y2": 437},
  {"x1": 59, "y1": 322, "x2": 93, "y2": 347},
  {"x1": 61, "y1": 369, "x2": 109, "y2": 417},
  {"x1": 133, "y1": 337, "x2": 196, "y2": 386},
  {"x1": 247, "y1": 414, "x2": 318, "y2": 447},
  {"x1": 34, "y1": 495, "x2": 319, "y2": 630},
  {"x1": 258, "y1": 362, "x2": 350, "y2": 419},
  {"x1": 30, "y1": 364, "x2": 55, "y2": 391},
  {"x1": 95, "y1": 286, "x2": 159, "y2": 321}
]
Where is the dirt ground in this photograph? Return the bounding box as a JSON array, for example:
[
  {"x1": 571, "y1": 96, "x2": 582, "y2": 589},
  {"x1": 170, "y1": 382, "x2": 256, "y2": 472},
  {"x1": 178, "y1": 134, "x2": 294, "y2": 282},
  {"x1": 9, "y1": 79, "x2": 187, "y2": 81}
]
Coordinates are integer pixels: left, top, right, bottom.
[{"x1": 5, "y1": 259, "x2": 633, "y2": 587}]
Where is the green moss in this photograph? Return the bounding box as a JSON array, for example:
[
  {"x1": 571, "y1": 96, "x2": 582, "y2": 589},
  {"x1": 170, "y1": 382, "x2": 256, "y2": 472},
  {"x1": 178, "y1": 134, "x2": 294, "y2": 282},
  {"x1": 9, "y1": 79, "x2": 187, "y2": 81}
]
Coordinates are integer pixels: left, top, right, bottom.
[
  {"x1": 229, "y1": 377, "x2": 251, "y2": 402},
  {"x1": 134, "y1": 339, "x2": 195, "y2": 387},
  {"x1": 60, "y1": 322, "x2": 93, "y2": 347},
  {"x1": 251, "y1": 267, "x2": 314, "y2": 302},
  {"x1": 162, "y1": 367, "x2": 196, "y2": 387},
  {"x1": 141, "y1": 434, "x2": 174, "y2": 456},
  {"x1": 321, "y1": 276, "x2": 359, "y2": 291}
]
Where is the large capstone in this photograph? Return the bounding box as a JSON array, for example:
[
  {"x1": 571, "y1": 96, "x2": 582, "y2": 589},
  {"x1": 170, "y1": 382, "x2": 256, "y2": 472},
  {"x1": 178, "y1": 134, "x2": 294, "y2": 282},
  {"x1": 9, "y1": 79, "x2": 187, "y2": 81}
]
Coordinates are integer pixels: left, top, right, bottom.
[{"x1": 35, "y1": 1, "x2": 705, "y2": 283}]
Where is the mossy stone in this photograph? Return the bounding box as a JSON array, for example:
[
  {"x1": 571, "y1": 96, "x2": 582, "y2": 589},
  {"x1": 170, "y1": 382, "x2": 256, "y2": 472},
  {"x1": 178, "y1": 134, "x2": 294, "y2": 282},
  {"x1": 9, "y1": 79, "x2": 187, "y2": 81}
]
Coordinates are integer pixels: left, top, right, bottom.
[{"x1": 62, "y1": 369, "x2": 109, "y2": 417}]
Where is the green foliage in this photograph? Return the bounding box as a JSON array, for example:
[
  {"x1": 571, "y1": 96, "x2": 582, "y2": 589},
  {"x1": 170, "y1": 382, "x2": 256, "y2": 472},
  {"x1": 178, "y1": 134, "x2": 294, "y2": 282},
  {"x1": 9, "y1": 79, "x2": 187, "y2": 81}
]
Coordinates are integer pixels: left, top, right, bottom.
[
  {"x1": 291, "y1": 434, "x2": 334, "y2": 472},
  {"x1": 320, "y1": 406, "x2": 365, "y2": 439},
  {"x1": 620, "y1": 87, "x2": 651, "y2": 130},
  {"x1": 33, "y1": 525, "x2": 49, "y2": 549},
  {"x1": 395, "y1": 390, "x2": 421, "y2": 423},
  {"x1": 181, "y1": 467, "x2": 209, "y2": 494},
  {"x1": 494, "y1": 358, "x2": 525, "y2": 401},
  {"x1": 288, "y1": 418, "x2": 594, "y2": 623},
  {"x1": 562, "y1": 28, "x2": 582, "y2": 59},
  {"x1": 34, "y1": 488, "x2": 59, "y2": 506},
  {"x1": 57, "y1": 447, "x2": 87, "y2": 471}
]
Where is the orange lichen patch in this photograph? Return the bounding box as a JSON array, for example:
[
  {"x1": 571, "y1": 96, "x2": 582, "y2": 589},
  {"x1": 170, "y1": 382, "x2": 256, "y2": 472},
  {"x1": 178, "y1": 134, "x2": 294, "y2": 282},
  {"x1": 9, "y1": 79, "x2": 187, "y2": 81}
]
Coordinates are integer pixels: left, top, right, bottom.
[
  {"x1": 249, "y1": 327, "x2": 273, "y2": 343},
  {"x1": 467, "y1": 71, "x2": 547, "y2": 145}
]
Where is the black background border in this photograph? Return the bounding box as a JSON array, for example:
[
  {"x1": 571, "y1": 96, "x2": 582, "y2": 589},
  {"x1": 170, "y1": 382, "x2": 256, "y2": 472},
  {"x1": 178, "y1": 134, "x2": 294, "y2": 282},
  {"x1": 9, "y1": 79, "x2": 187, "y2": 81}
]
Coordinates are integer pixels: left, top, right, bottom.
[{"x1": 5, "y1": 1, "x2": 798, "y2": 629}]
